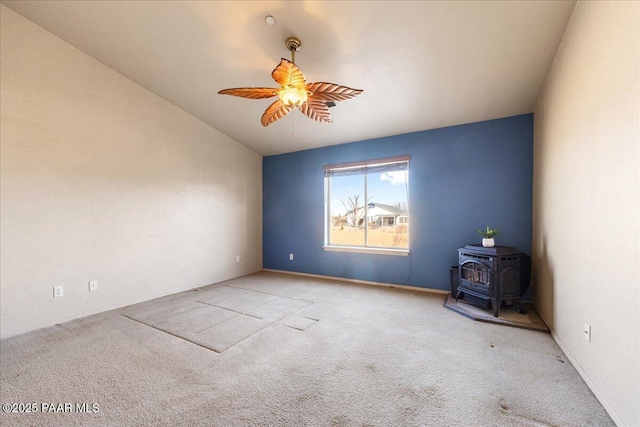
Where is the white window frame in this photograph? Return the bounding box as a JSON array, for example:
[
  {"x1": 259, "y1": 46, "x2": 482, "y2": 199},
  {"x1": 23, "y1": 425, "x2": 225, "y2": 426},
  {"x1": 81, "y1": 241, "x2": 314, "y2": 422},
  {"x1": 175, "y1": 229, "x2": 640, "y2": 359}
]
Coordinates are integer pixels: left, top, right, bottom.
[{"x1": 323, "y1": 156, "x2": 410, "y2": 256}]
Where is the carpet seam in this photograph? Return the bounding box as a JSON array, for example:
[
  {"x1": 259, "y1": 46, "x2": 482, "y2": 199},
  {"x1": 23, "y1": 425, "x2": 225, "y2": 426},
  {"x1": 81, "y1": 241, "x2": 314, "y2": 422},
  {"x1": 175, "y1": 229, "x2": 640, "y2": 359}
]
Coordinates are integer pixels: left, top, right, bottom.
[
  {"x1": 195, "y1": 301, "x2": 263, "y2": 321},
  {"x1": 120, "y1": 314, "x2": 221, "y2": 353},
  {"x1": 223, "y1": 284, "x2": 315, "y2": 304}
]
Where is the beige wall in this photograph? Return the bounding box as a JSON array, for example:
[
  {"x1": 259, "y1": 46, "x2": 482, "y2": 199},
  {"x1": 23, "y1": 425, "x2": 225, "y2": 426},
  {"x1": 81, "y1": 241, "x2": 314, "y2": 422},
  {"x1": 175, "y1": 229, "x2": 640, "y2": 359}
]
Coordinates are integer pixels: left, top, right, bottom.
[
  {"x1": 533, "y1": 1, "x2": 639, "y2": 426},
  {"x1": 0, "y1": 6, "x2": 263, "y2": 339}
]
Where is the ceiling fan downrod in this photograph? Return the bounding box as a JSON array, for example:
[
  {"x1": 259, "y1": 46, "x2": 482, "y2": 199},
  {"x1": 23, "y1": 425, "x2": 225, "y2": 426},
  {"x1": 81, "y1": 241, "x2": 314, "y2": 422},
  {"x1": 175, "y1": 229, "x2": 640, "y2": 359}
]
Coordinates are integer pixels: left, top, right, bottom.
[{"x1": 286, "y1": 37, "x2": 301, "y2": 64}]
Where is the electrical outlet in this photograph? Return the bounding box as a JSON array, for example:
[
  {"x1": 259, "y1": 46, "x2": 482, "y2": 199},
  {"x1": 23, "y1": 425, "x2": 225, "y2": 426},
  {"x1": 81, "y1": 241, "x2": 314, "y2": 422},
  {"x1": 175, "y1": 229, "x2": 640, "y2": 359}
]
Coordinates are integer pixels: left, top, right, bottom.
[
  {"x1": 236, "y1": 255, "x2": 240, "y2": 263},
  {"x1": 289, "y1": 253, "x2": 294, "y2": 261},
  {"x1": 53, "y1": 286, "x2": 63, "y2": 298},
  {"x1": 584, "y1": 322, "x2": 591, "y2": 343},
  {"x1": 89, "y1": 280, "x2": 98, "y2": 291}
]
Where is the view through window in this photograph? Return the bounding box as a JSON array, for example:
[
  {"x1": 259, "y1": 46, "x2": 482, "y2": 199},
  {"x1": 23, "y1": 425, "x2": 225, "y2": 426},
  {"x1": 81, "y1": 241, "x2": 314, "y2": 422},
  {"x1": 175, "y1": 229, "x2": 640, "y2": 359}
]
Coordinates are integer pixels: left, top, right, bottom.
[{"x1": 324, "y1": 156, "x2": 409, "y2": 250}]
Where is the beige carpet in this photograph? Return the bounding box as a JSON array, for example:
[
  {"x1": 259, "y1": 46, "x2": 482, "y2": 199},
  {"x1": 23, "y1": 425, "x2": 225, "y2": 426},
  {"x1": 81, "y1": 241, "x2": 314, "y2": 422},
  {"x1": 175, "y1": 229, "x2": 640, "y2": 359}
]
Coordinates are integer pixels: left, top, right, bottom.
[{"x1": 0, "y1": 272, "x2": 614, "y2": 426}]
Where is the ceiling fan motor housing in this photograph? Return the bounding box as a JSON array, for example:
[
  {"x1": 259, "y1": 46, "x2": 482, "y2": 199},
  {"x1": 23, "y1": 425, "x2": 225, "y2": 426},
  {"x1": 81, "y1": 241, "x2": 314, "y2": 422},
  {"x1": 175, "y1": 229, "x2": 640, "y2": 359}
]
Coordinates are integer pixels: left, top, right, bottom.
[{"x1": 286, "y1": 37, "x2": 301, "y2": 52}]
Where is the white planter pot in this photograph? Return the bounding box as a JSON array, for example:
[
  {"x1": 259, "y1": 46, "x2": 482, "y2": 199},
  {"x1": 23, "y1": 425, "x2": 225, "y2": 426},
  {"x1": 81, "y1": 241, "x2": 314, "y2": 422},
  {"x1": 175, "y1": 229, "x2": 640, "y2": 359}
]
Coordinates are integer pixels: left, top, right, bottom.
[{"x1": 482, "y1": 238, "x2": 495, "y2": 248}]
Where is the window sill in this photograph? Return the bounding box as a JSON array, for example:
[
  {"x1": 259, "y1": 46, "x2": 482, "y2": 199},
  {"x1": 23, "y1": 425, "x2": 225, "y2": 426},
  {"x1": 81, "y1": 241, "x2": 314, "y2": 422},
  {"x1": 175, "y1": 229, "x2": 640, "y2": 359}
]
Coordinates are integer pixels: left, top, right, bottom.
[{"x1": 323, "y1": 246, "x2": 410, "y2": 256}]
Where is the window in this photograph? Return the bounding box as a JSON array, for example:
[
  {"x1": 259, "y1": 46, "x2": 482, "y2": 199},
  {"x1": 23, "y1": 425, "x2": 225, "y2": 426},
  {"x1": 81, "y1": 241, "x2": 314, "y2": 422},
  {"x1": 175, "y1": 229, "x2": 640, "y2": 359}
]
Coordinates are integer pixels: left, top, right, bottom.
[{"x1": 324, "y1": 156, "x2": 409, "y2": 255}]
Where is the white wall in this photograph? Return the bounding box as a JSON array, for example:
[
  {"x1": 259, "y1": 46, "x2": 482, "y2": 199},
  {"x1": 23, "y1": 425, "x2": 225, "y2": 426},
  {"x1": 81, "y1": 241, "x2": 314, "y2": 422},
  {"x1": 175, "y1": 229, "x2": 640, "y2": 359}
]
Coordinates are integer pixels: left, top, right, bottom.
[
  {"x1": 0, "y1": 5, "x2": 263, "y2": 339},
  {"x1": 533, "y1": 1, "x2": 639, "y2": 426}
]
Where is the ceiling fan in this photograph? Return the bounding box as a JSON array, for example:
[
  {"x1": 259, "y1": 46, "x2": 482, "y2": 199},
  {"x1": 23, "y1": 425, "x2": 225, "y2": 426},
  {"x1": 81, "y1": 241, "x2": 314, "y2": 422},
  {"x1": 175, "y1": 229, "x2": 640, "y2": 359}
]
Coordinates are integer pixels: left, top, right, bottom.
[{"x1": 218, "y1": 37, "x2": 363, "y2": 127}]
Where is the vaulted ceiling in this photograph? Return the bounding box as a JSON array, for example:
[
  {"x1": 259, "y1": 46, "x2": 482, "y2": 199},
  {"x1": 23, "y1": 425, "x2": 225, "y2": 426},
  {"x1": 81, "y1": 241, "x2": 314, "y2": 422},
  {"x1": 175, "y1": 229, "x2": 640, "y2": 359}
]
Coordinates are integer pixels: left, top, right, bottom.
[{"x1": 3, "y1": 1, "x2": 575, "y2": 156}]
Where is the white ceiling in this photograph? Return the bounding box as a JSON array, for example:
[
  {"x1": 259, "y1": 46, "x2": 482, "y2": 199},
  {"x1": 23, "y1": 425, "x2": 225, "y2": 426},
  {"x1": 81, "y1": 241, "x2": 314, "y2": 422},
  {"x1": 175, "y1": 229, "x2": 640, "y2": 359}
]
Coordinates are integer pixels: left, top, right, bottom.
[{"x1": 3, "y1": 1, "x2": 575, "y2": 156}]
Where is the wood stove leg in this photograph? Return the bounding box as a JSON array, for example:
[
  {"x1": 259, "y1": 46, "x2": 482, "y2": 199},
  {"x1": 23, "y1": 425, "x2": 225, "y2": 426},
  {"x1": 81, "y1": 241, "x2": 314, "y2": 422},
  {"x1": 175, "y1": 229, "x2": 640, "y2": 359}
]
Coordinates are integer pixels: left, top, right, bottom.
[{"x1": 491, "y1": 299, "x2": 500, "y2": 317}]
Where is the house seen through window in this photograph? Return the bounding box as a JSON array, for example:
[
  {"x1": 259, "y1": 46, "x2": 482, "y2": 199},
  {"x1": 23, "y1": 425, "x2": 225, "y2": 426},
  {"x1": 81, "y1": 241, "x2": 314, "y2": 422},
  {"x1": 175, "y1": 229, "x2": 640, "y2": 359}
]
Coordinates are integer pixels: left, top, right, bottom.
[{"x1": 324, "y1": 156, "x2": 409, "y2": 252}]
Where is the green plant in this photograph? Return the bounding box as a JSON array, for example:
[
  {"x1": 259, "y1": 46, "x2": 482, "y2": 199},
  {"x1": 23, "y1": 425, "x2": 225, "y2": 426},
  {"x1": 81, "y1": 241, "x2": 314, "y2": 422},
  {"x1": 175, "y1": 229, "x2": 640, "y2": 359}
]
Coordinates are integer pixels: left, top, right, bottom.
[{"x1": 477, "y1": 225, "x2": 500, "y2": 238}]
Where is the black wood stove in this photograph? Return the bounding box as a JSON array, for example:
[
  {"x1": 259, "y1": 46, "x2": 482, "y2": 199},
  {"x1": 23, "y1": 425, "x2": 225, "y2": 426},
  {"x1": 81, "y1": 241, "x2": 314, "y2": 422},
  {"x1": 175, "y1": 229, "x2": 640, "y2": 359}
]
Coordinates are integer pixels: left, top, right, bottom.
[{"x1": 456, "y1": 245, "x2": 530, "y2": 317}]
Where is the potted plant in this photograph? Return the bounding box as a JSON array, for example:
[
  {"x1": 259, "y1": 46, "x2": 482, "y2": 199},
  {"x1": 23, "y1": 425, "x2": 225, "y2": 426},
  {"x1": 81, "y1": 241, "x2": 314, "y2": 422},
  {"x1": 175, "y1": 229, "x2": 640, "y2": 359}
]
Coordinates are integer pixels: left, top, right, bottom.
[{"x1": 477, "y1": 225, "x2": 500, "y2": 247}]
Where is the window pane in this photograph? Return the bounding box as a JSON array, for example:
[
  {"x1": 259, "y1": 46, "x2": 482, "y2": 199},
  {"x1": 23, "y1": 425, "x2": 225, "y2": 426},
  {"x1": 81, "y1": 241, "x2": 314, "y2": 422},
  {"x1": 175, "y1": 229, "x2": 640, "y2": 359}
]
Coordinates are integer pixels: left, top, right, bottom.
[
  {"x1": 329, "y1": 174, "x2": 365, "y2": 246},
  {"x1": 366, "y1": 168, "x2": 409, "y2": 248},
  {"x1": 325, "y1": 157, "x2": 410, "y2": 251}
]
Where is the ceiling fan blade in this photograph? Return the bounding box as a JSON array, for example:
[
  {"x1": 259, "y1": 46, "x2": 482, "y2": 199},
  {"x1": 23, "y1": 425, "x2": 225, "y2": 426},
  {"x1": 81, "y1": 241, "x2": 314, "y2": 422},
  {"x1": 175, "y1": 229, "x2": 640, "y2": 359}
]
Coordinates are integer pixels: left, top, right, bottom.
[
  {"x1": 306, "y1": 82, "x2": 363, "y2": 101},
  {"x1": 261, "y1": 99, "x2": 293, "y2": 127},
  {"x1": 300, "y1": 99, "x2": 333, "y2": 124},
  {"x1": 218, "y1": 87, "x2": 278, "y2": 99},
  {"x1": 272, "y1": 59, "x2": 306, "y2": 89}
]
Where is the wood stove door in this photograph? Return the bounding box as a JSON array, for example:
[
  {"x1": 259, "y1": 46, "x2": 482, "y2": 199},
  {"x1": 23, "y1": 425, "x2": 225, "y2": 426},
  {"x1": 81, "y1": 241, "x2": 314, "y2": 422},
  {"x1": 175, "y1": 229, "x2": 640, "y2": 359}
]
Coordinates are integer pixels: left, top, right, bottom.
[{"x1": 458, "y1": 259, "x2": 492, "y2": 296}]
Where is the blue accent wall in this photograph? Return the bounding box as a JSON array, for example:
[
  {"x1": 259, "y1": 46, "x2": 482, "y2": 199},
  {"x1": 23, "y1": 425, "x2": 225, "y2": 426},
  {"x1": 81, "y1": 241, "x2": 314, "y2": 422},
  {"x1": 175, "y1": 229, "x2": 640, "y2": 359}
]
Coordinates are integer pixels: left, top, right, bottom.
[{"x1": 263, "y1": 114, "x2": 533, "y2": 291}]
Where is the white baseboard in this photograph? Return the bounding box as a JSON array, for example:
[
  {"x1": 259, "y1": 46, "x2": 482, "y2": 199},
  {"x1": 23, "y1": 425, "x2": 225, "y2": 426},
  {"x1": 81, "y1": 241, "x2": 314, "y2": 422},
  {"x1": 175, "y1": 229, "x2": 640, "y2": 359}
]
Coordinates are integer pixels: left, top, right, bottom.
[
  {"x1": 261, "y1": 268, "x2": 450, "y2": 296},
  {"x1": 550, "y1": 330, "x2": 625, "y2": 426}
]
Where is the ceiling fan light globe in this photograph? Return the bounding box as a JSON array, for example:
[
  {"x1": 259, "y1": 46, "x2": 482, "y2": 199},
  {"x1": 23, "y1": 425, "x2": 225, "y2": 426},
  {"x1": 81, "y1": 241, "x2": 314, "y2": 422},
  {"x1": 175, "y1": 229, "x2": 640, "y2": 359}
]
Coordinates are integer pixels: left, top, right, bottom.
[{"x1": 279, "y1": 87, "x2": 308, "y2": 107}]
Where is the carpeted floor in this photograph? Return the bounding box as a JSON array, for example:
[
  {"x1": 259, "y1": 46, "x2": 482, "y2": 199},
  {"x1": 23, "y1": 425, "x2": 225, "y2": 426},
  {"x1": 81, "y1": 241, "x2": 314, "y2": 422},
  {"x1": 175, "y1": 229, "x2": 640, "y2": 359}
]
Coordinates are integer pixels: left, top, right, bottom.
[{"x1": 0, "y1": 271, "x2": 614, "y2": 426}]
